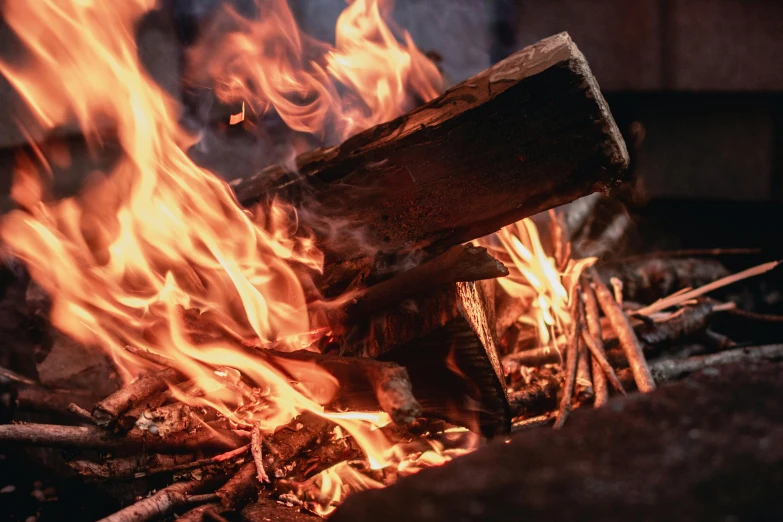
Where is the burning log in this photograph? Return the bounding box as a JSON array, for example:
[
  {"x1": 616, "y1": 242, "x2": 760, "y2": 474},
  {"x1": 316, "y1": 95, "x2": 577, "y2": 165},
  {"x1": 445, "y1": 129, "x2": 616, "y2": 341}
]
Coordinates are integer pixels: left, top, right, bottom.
[
  {"x1": 263, "y1": 412, "x2": 333, "y2": 479},
  {"x1": 217, "y1": 461, "x2": 260, "y2": 510},
  {"x1": 233, "y1": 32, "x2": 628, "y2": 276},
  {"x1": 343, "y1": 280, "x2": 510, "y2": 437},
  {"x1": 508, "y1": 369, "x2": 560, "y2": 419}
]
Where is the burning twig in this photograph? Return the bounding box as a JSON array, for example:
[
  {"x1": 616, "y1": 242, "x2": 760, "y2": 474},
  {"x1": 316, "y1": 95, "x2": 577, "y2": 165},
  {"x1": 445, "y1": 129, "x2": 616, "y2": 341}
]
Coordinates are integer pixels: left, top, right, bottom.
[
  {"x1": 348, "y1": 244, "x2": 508, "y2": 320},
  {"x1": 590, "y1": 271, "x2": 656, "y2": 393},
  {"x1": 251, "y1": 424, "x2": 270, "y2": 484},
  {"x1": 92, "y1": 367, "x2": 183, "y2": 428},
  {"x1": 97, "y1": 479, "x2": 219, "y2": 522}
]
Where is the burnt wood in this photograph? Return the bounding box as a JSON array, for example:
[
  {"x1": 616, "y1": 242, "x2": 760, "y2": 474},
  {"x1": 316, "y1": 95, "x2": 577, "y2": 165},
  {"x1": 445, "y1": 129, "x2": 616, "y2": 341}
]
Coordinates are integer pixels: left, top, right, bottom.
[
  {"x1": 233, "y1": 32, "x2": 628, "y2": 265},
  {"x1": 342, "y1": 280, "x2": 509, "y2": 437}
]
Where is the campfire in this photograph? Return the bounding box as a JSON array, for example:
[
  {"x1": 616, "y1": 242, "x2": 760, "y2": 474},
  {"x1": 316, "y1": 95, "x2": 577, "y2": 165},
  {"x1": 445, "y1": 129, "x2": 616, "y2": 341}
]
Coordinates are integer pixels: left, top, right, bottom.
[{"x1": 0, "y1": 1, "x2": 781, "y2": 521}]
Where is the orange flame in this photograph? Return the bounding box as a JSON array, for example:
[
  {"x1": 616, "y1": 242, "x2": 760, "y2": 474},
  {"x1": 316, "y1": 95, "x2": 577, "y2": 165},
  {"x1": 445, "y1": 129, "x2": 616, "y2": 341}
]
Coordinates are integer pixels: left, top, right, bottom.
[
  {"x1": 0, "y1": 0, "x2": 466, "y2": 508},
  {"x1": 482, "y1": 219, "x2": 595, "y2": 349},
  {"x1": 188, "y1": 0, "x2": 442, "y2": 143}
]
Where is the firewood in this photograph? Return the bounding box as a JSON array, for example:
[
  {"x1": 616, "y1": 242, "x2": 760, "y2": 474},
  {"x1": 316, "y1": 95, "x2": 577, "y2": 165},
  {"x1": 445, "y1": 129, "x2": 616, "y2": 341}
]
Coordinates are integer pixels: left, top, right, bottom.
[
  {"x1": 217, "y1": 461, "x2": 260, "y2": 511},
  {"x1": 266, "y1": 351, "x2": 422, "y2": 426},
  {"x1": 92, "y1": 367, "x2": 183, "y2": 428},
  {"x1": 553, "y1": 292, "x2": 581, "y2": 429},
  {"x1": 0, "y1": 422, "x2": 245, "y2": 452},
  {"x1": 233, "y1": 32, "x2": 628, "y2": 286},
  {"x1": 589, "y1": 271, "x2": 656, "y2": 393},
  {"x1": 581, "y1": 280, "x2": 609, "y2": 407},
  {"x1": 69, "y1": 444, "x2": 250, "y2": 480},
  {"x1": 263, "y1": 412, "x2": 333, "y2": 479},
  {"x1": 97, "y1": 478, "x2": 220, "y2": 522},
  {"x1": 575, "y1": 342, "x2": 594, "y2": 402},
  {"x1": 637, "y1": 301, "x2": 718, "y2": 346},
  {"x1": 346, "y1": 244, "x2": 508, "y2": 321},
  {"x1": 617, "y1": 344, "x2": 783, "y2": 389},
  {"x1": 342, "y1": 280, "x2": 510, "y2": 437},
  {"x1": 502, "y1": 345, "x2": 561, "y2": 370},
  {"x1": 508, "y1": 369, "x2": 559, "y2": 419}
]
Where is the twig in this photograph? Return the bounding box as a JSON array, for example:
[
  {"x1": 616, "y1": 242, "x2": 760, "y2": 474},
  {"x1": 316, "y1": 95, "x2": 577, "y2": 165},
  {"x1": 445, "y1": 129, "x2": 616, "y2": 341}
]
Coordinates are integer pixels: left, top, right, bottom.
[
  {"x1": 251, "y1": 424, "x2": 269, "y2": 484},
  {"x1": 581, "y1": 280, "x2": 609, "y2": 407},
  {"x1": 97, "y1": 479, "x2": 216, "y2": 522},
  {"x1": 617, "y1": 344, "x2": 783, "y2": 388},
  {"x1": 92, "y1": 368, "x2": 183, "y2": 428},
  {"x1": 349, "y1": 244, "x2": 508, "y2": 319},
  {"x1": 633, "y1": 260, "x2": 780, "y2": 317},
  {"x1": 581, "y1": 330, "x2": 626, "y2": 395},
  {"x1": 590, "y1": 271, "x2": 656, "y2": 393},
  {"x1": 575, "y1": 341, "x2": 593, "y2": 402},
  {"x1": 511, "y1": 413, "x2": 556, "y2": 432},
  {"x1": 68, "y1": 402, "x2": 96, "y2": 422},
  {"x1": 0, "y1": 423, "x2": 245, "y2": 452},
  {"x1": 554, "y1": 290, "x2": 581, "y2": 429},
  {"x1": 502, "y1": 346, "x2": 561, "y2": 370}
]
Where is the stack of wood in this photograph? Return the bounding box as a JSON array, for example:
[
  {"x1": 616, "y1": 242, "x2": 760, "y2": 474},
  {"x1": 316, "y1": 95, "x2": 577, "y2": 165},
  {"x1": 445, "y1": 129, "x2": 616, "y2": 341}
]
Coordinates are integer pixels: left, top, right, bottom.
[{"x1": 0, "y1": 32, "x2": 632, "y2": 521}]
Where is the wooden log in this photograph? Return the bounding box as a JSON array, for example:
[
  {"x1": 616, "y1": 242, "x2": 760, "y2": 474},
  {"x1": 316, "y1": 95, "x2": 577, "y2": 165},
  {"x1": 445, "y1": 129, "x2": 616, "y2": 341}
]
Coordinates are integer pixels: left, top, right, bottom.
[
  {"x1": 92, "y1": 368, "x2": 183, "y2": 428},
  {"x1": 233, "y1": 32, "x2": 628, "y2": 267},
  {"x1": 342, "y1": 280, "x2": 510, "y2": 437}
]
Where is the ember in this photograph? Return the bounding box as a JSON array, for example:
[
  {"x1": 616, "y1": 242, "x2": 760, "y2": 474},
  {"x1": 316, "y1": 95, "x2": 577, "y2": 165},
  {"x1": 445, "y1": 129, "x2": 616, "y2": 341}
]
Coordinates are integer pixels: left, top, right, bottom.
[{"x1": 0, "y1": 1, "x2": 781, "y2": 522}]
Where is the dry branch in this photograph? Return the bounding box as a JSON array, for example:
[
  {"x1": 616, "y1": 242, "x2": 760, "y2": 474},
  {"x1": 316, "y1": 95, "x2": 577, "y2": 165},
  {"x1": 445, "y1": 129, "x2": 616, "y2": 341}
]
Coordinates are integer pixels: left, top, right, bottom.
[
  {"x1": 0, "y1": 422, "x2": 245, "y2": 452},
  {"x1": 581, "y1": 281, "x2": 609, "y2": 407},
  {"x1": 617, "y1": 344, "x2": 783, "y2": 388},
  {"x1": 92, "y1": 368, "x2": 183, "y2": 428},
  {"x1": 590, "y1": 272, "x2": 656, "y2": 393},
  {"x1": 97, "y1": 479, "x2": 218, "y2": 522},
  {"x1": 217, "y1": 461, "x2": 259, "y2": 510}
]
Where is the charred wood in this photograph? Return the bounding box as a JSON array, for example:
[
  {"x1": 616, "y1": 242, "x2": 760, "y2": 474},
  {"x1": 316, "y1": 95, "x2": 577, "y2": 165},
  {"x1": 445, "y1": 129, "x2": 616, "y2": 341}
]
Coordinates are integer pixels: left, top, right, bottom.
[
  {"x1": 342, "y1": 280, "x2": 510, "y2": 437},
  {"x1": 233, "y1": 33, "x2": 628, "y2": 289}
]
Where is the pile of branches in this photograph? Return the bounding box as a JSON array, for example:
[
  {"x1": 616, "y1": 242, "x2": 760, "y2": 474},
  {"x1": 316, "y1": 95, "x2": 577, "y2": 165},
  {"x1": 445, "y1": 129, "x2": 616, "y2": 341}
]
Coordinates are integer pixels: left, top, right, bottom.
[{"x1": 500, "y1": 198, "x2": 783, "y2": 430}]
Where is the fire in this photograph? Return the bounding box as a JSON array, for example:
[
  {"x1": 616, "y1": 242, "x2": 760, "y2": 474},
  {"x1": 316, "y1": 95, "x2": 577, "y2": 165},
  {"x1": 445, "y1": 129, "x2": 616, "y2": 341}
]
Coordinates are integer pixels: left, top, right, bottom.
[
  {"x1": 0, "y1": 0, "x2": 468, "y2": 512},
  {"x1": 188, "y1": 0, "x2": 442, "y2": 144},
  {"x1": 482, "y1": 218, "x2": 595, "y2": 350}
]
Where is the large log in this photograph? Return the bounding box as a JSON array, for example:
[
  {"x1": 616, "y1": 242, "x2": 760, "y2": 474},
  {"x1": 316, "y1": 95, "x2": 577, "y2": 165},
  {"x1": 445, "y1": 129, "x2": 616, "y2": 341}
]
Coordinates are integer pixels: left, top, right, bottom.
[
  {"x1": 233, "y1": 32, "x2": 628, "y2": 265},
  {"x1": 342, "y1": 280, "x2": 509, "y2": 437}
]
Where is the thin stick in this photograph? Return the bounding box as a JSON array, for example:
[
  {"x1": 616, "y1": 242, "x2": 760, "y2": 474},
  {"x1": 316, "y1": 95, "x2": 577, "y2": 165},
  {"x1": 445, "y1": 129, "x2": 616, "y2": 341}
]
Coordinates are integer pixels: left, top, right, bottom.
[
  {"x1": 553, "y1": 290, "x2": 581, "y2": 429},
  {"x1": 633, "y1": 260, "x2": 780, "y2": 317},
  {"x1": 575, "y1": 341, "x2": 594, "y2": 402},
  {"x1": 68, "y1": 402, "x2": 96, "y2": 422},
  {"x1": 97, "y1": 480, "x2": 212, "y2": 522},
  {"x1": 251, "y1": 424, "x2": 269, "y2": 483},
  {"x1": 590, "y1": 271, "x2": 656, "y2": 393},
  {"x1": 581, "y1": 280, "x2": 609, "y2": 407},
  {"x1": 581, "y1": 330, "x2": 626, "y2": 395}
]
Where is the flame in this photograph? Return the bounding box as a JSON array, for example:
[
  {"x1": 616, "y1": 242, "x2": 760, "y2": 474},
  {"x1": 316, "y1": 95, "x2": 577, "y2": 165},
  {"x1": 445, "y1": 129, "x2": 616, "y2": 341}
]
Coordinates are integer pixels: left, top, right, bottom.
[
  {"x1": 188, "y1": 0, "x2": 442, "y2": 144},
  {"x1": 0, "y1": 0, "x2": 466, "y2": 512},
  {"x1": 482, "y1": 218, "x2": 595, "y2": 350}
]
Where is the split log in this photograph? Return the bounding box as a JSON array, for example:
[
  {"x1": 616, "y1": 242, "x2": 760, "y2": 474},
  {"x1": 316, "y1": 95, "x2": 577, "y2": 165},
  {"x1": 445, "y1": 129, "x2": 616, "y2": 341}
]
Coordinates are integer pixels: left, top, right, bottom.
[
  {"x1": 342, "y1": 280, "x2": 510, "y2": 437},
  {"x1": 233, "y1": 32, "x2": 628, "y2": 282}
]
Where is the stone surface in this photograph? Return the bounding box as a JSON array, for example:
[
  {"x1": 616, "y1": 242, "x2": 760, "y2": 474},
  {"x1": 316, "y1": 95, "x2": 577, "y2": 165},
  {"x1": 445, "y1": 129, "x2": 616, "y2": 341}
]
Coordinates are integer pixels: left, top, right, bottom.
[{"x1": 332, "y1": 360, "x2": 783, "y2": 522}]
